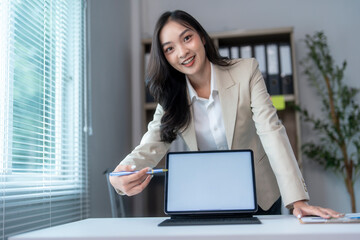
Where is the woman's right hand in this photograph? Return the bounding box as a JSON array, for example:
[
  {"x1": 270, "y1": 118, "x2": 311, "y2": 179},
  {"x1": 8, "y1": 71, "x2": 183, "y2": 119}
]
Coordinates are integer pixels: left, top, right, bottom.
[{"x1": 109, "y1": 165, "x2": 152, "y2": 196}]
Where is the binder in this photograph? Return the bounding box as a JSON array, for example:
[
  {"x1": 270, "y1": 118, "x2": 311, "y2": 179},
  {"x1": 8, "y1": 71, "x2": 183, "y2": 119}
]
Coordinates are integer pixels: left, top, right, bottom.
[
  {"x1": 144, "y1": 52, "x2": 154, "y2": 103},
  {"x1": 266, "y1": 43, "x2": 281, "y2": 95},
  {"x1": 230, "y1": 46, "x2": 240, "y2": 59},
  {"x1": 145, "y1": 85, "x2": 154, "y2": 103},
  {"x1": 279, "y1": 43, "x2": 293, "y2": 94},
  {"x1": 240, "y1": 45, "x2": 252, "y2": 58},
  {"x1": 254, "y1": 44, "x2": 267, "y2": 89},
  {"x1": 144, "y1": 52, "x2": 150, "y2": 72},
  {"x1": 218, "y1": 46, "x2": 230, "y2": 58}
]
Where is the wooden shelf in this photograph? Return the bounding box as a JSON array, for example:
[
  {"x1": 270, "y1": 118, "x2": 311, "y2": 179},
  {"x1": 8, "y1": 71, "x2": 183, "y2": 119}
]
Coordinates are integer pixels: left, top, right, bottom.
[
  {"x1": 144, "y1": 95, "x2": 295, "y2": 111},
  {"x1": 144, "y1": 102, "x2": 157, "y2": 110}
]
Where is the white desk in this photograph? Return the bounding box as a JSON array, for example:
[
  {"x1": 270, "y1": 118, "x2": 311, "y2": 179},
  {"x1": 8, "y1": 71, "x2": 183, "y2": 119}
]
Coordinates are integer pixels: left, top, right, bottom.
[{"x1": 10, "y1": 215, "x2": 360, "y2": 240}]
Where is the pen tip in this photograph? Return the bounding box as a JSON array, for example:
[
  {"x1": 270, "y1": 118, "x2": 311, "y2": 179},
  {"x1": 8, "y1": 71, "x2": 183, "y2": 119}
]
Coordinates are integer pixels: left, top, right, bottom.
[{"x1": 163, "y1": 169, "x2": 168, "y2": 172}]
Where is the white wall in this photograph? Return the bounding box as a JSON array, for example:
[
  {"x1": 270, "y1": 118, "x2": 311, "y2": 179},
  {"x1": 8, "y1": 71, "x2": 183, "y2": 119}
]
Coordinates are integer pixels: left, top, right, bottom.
[
  {"x1": 137, "y1": 0, "x2": 360, "y2": 213},
  {"x1": 88, "y1": 0, "x2": 132, "y2": 217}
]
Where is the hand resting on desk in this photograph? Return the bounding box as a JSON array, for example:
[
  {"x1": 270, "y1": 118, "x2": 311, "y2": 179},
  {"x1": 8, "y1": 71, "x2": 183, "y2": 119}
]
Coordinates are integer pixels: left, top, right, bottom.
[
  {"x1": 293, "y1": 200, "x2": 343, "y2": 219},
  {"x1": 109, "y1": 165, "x2": 152, "y2": 196}
]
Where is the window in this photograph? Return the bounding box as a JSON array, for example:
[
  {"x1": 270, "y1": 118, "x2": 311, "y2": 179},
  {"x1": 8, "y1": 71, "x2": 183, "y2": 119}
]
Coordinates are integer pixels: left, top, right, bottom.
[{"x1": 0, "y1": 0, "x2": 89, "y2": 239}]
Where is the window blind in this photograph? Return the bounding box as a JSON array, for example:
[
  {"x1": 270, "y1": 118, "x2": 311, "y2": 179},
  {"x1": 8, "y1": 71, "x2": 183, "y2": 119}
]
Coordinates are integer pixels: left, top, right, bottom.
[{"x1": 0, "y1": 0, "x2": 89, "y2": 239}]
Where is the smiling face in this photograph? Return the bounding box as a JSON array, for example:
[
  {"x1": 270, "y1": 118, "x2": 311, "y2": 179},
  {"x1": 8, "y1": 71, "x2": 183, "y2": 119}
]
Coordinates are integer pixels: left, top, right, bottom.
[{"x1": 159, "y1": 20, "x2": 210, "y2": 81}]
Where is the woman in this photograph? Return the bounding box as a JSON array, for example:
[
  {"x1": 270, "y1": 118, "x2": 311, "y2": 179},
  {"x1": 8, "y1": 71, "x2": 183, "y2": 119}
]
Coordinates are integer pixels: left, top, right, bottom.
[{"x1": 110, "y1": 10, "x2": 340, "y2": 218}]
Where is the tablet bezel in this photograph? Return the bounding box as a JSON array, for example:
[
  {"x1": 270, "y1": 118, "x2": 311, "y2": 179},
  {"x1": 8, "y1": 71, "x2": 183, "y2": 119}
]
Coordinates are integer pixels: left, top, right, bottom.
[{"x1": 164, "y1": 149, "x2": 258, "y2": 216}]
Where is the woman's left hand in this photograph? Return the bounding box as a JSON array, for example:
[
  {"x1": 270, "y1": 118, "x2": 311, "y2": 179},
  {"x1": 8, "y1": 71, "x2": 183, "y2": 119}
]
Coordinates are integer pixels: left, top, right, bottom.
[{"x1": 292, "y1": 200, "x2": 343, "y2": 219}]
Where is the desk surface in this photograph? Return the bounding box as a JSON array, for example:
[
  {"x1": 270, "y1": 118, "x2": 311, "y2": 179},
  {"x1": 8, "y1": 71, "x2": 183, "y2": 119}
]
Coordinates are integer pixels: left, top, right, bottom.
[{"x1": 10, "y1": 215, "x2": 360, "y2": 240}]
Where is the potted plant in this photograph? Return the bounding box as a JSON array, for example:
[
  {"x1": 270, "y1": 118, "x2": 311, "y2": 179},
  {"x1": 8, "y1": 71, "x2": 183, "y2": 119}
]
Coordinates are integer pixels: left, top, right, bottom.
[{"x1": 296, "y1": 31, "x2": 360, "y2": 212}]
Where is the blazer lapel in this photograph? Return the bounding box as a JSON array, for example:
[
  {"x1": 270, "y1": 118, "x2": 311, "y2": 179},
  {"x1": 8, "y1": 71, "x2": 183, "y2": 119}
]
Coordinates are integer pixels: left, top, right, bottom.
[{"x1": 214, "y1": 65, "x2": 239, "y2": 149}]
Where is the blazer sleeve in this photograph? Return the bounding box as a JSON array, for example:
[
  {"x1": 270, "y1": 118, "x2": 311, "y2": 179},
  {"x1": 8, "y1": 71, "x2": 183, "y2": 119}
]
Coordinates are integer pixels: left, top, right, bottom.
[
  {"x1": 249, "y1": 58, "x2": 310, "y2": 208},
  {"x1": 119, "y1": 104, "x2": 171, "y2": 170}
]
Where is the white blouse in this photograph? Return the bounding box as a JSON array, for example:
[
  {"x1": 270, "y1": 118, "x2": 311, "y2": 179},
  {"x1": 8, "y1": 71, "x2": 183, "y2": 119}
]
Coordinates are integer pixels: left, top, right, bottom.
[{"x1": 186, "y1": 63, "x2": 228, "y2": 151}]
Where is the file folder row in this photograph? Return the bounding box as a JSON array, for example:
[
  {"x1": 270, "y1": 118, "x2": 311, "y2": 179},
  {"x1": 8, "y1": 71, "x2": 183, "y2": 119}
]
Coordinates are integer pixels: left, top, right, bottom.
[{"x1": 218, "y1": 43, "x2": 294, "y2": 96}]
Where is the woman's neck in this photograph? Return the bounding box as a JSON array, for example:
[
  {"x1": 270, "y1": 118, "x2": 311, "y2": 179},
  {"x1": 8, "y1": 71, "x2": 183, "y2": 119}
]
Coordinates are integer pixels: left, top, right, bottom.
[{"x1": 187, "y1": 60, "x2": 211, "y2": 99}]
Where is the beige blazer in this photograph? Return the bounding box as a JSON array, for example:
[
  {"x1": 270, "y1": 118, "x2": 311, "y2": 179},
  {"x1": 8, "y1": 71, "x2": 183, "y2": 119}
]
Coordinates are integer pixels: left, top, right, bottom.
[{"x1": 120, "y1": 58, "x2": 309, "y2": 210}]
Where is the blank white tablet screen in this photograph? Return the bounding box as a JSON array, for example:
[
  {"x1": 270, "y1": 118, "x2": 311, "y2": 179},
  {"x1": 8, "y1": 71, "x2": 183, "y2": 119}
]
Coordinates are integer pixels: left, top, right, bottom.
[{"x1": 166, "y1": 151, "x2": 256, "y2": 212}]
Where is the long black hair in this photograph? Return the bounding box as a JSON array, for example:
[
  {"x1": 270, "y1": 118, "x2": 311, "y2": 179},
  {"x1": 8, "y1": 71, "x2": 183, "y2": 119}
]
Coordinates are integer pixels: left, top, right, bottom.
[{"x1": 146, "y1": 10, "x2": 232, "y2": 143}]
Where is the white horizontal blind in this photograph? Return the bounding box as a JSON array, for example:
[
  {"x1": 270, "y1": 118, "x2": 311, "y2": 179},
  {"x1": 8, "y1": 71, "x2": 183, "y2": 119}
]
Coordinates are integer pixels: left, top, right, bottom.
[{"x1": 0, "y1": 0, "x2": 89, "y2": 239}]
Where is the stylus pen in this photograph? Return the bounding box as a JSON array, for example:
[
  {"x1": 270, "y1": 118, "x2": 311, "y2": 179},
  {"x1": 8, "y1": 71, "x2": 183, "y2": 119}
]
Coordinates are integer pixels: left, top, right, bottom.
[{"x1": 109, "y1": 169, "x2": 168, "y2": 176}]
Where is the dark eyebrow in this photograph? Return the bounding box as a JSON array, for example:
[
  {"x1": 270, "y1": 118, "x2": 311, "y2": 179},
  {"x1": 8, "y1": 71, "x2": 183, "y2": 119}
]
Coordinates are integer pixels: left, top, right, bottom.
[
  {"x1": 161, "y1": 28, "x2": 192, "y2": 48},
  {"x1": 179, "y1": 28, "x2": 192, "y2": 38}
]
